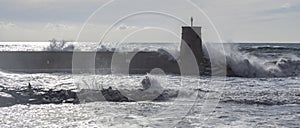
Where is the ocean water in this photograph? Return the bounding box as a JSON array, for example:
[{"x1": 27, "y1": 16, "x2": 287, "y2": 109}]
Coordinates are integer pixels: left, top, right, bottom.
[{"x1": 0, "y1": 42, "x2": 299, "y2": 127}]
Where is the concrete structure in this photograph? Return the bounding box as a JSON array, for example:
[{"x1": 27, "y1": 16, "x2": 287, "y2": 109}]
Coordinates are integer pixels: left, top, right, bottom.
[
  {"x1": 0, "y1": 25, "x2": 212, "y2": 76},
  {"x1": 0, "y1": 51, "x2": 180, "y2": 74},
  {"x1": 180, "y1": 26, "x2": 208, "y2": 75}
]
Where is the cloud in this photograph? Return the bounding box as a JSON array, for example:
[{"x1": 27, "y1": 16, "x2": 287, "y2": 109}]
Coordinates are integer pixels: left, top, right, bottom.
[
  {"x1": 44, "y1": 23, "x2": 72, "y2": 31},
  {"x1": 0, "y1": 21, "x2": 17, "y2": 30},
  {"x1": 0, "y1": 0, "x2": 300, "y2": 42},
  {"x1": 281, "y1": 3, "x2": 291, "y2": 9},
  {"x1": 3, "y1": 0, "x2": 106, "y2": 7},
  {"x1": 117, "y1": 24, "x2": 136, "y2": 30},
  {"x1": 192, "y1": 0, "x2": 300, "y2": 42},
  {"x1": 0, "y1": 0, "x2": 107, "y2": 23}
]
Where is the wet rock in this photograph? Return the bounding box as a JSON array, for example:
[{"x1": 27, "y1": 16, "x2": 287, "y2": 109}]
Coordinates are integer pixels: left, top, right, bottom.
[
  {"x1": 141, "y1": 76, "x2": 151, "y2": 90},
  {"x1": 0, "y1": 76, "x2": 181, "y2": 107},
  {"x1": 0, "y1": 85, "x2": 79, "y2": 106},
  {"x1": 100, "y1": 87, "x2": 133, "y2": 102},
  {"x1": 153, "y1": 89, "x2": 179, "y2": 101}
]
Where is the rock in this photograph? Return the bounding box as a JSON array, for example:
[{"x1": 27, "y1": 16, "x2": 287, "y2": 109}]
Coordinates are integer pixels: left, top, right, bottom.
[
  {"x1": 153, "y1": 89, "x2": 179, "y2": 101},
  {"x1": 141, "y1": 76, "x2": 151, "y2": 90},
  {"x1": 0, "y1": 85, "x2": 79, "y2": 106},
  {"x1": 0, "y1": 76, "x2": 182, "y2": 107},
  {"x1": 100, "y1": 87, "x2": 133, "y2": 102}
]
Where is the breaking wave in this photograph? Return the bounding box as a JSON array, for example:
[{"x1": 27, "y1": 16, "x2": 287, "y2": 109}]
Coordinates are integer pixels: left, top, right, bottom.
[
  {"x1": 204, "y1": 43, "x2": 300, "y2": 78},
  {"x1": 240, "y1": 45, "x2": 300, "y2": 52}
]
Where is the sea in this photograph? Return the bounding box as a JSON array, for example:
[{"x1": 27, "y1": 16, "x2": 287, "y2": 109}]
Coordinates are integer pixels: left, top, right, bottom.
[{"x1": 0, "y1": 42, "x2": 299, "y2": 128}]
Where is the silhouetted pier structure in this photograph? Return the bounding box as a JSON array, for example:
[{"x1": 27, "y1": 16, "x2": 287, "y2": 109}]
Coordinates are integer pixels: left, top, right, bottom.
[{"x1": 0, "y1": 24, "x2": 212, "y2": 76}]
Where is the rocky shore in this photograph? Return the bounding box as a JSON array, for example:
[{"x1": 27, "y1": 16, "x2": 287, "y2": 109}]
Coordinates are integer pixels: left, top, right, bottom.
[{"x1": 0, "y1": 76, "x2": 179, "y2": 107}]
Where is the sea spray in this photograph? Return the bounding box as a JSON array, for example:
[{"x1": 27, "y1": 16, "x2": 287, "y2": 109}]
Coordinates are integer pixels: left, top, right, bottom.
[
  {"x1": 204, "y1": 43, "x2": 300, "y2": 77},
  {"x1": 45, "y1": 39, "x2": 75, "y2": 51}
]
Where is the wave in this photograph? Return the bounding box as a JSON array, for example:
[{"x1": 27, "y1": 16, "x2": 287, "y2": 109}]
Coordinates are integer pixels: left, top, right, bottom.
[
  {"x1": 220, "y1": 90, "x2": 300, "y2": 106},
  {"x1": 204, "y1": 44, "x2": 300, "y2": 77},
  {"x1": 45, "y1": 39, "x2": 75, "y2": 51},
  {"x1": 240, "y1": 45, "x2": 300, "y2": 52},
  {"x1": 226, "y1": 54, "x2": 300, "y2": 77}
]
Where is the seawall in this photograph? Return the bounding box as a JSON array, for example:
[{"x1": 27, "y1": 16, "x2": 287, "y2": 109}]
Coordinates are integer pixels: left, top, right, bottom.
[
  {"x1": 0, "y1": 51, "x2": 180, "y2": 74},
  {"x1": 0, "y1": 26, "x2": 219, "y2": 76}
]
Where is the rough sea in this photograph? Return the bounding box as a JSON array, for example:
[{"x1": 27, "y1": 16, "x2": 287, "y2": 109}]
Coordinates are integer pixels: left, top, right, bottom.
[{"x1": 0, "y1": 42, "x2": 299, "y2": 127}]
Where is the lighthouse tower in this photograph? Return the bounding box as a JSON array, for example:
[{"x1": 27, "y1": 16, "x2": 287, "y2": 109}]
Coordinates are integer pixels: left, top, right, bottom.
[{"x1": 180, "y1": 17, "x2": 206, "y2": 75}]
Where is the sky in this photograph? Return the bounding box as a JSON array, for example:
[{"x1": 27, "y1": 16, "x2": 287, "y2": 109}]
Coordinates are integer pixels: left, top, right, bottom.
[{"x1": 0, "y1": 0, "x2": 299, "y2": 43}]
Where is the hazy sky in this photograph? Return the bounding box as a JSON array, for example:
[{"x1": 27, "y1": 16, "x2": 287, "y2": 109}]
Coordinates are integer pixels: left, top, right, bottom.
[{"x1": 0, "y1": 0, "x2": 299, "y2": 43}]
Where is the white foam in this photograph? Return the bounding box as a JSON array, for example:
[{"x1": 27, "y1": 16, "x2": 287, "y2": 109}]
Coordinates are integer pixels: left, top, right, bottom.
[{"x1": 203, "y1": 43, "x2": 300, "y2": 77}]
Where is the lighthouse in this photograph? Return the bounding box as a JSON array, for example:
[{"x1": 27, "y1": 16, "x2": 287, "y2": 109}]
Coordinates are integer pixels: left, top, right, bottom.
[{"x1": 180, "y1": 17, "x2": 206, "y2": 75}]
